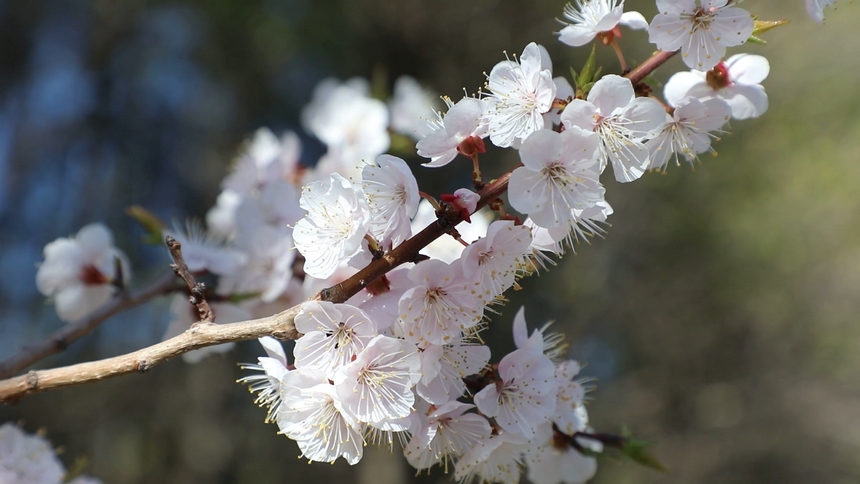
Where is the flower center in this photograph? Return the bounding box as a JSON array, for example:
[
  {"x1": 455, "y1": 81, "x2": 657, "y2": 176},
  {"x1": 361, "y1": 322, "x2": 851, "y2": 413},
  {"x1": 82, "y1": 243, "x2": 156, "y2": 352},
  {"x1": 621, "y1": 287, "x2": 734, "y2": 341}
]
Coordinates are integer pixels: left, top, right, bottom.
[{"x1": 706, "y1": 62, "x2": 732, "y2": 90}]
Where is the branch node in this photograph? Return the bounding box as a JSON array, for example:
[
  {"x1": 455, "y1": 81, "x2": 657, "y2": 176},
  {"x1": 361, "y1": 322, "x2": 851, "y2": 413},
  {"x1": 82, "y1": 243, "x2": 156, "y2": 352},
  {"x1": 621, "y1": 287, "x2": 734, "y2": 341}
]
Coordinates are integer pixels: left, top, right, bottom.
[
  {"x1": 165, "y1": 235, "x2": 215, "y2": 323},
  {"x1": 26, "y1": 371, "x2": 39, "y2": 390}
]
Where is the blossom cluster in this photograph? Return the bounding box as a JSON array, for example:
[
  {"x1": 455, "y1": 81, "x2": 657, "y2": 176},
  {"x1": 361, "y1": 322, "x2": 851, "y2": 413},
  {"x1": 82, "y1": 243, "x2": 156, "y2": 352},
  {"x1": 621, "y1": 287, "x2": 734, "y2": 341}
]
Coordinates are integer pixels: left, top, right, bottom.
[{"x1": 28, "y1": 0, "x2": 846, "y2": 483}]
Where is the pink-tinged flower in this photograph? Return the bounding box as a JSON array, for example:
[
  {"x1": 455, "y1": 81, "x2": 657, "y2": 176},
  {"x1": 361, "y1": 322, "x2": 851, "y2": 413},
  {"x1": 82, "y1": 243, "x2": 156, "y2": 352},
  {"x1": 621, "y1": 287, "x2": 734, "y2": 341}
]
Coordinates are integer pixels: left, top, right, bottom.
[
  {"x1": 648, "y1": 0, "x2": 754, "y2": 71},
  {"x1": 806, "y1": 0, "x2": 839, "y2": 23},
  {"x1": 461, "y1": 220, "x2": 533, "y2": 300},
  {"x1": 415, "y1": 339, "x2": 491, "y2": 404},
  {"x1": 333, "y1": 335, "x2": 421, "y2": 428},
  {"x1": 397, "y1": 259, "x2": 485, "y2": 345},
  {"x1": 293, "y1": 301, "x2": 379, "y2": 379},
  {"x1": 485, "y1": 42, "x2": 557, "y2": 148},
  {"x1": 645, "y1": 97, "x2": 731, "y2": 170},
  {"x1": 524, "y1": 423, "x2": 599, "y2": 484},
  {"x1": 416, "y1": 97, "x2": 490, "y2": 167},
  {"x1": 440, "y1": 188, "x2": 480, "y2": 223},
  {"x1": 664, "y1": 53, "x2": 770, "y2": 120},
  {"x1": 362, "y1": 154, "x2": 420, "y2": 247},
  {"x1": 36, "y1": 223, "x2": 130, "y2": 322},
  {"x1": 404, "y1": 401, "x2": 492, "y2": 471},
  {"x1": 454, "y1": 431, "x2": 529, "y2": 484},
  {"x1": 276, "y1": 368, "x2": 365, "y2": 465},
  {"x1": 508, "y1": 129, "x2": 603, "y2": 230},
  {"x1": 561, "y1": 75, "x2": 665, "y2": 183},
  {"x1": 293, "y1": 173, "x2": 372, "y2": 279},
  {"x1": 473, "y1": 347, "x2": 557, "y2": 438},
  {"x1": 558, "y1": 0, "x2": 648, "y2": 47}
]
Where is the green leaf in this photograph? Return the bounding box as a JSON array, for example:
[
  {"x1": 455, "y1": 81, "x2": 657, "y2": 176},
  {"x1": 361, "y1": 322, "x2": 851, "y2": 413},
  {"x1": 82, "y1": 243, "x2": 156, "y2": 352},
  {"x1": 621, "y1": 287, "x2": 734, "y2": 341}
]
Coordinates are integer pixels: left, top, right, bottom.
[
  {"x1": 126, "y1": 205, "x2": 165, "y2": 245},
  {"x1": 578, "y1": 45, "x2": 597, "y2": 87},
  {"x1": 751, "y1": 19, "x2": 790, "y2": 38},
  {"x1": 619, "y1": 427, "x2": 668, "y2": 472}
]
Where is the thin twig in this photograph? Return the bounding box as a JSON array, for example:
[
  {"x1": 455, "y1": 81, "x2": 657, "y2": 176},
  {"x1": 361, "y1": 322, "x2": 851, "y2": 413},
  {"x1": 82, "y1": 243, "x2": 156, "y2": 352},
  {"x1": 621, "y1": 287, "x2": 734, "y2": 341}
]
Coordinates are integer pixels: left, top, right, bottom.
[
  {"x1": 0, "y1": 271, "x2": 178, "y2": 380},
  {"x1": 165, "y1": 236, "x2": 215, "y2": 323},
  {"x1": 0, "y1": 306, "x2": 302, "y2": 404},
  {"x1": 0, "y1": 173, "x2": 511, "y2": 404}
]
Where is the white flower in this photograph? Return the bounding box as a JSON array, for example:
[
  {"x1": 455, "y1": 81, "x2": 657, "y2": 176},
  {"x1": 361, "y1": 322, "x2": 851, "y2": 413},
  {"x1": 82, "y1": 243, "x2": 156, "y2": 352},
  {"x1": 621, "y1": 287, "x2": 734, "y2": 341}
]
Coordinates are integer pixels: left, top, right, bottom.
[
  {"x1": 162, "y1": 294, "x2": 251, "y2": 363},
  {"x1": 509, "y1": 129, "x2": 603, "y2": 230},
  {"x1": 404, "y1": 401, "x2": 492, "y2": 471},
  {"x1": 36, "y1": 223, "x2": 130, "y2": 322},
  {"x1": 416, "y1": 97, "x2": 489, "y2": 167},
  {"x1": 512, "y1": 306, "x2": 567, "y2": 362},
  {"x1": 648, "y1": 0, "x2": 754, "y2": 71},
  {"x1": 301, "y1": 78, "x2": 390, "y2": 181},
  {"x1": 409, "y1": 200, "x2": 493, "y2": 264},
  {"x1": 276, "y1": 368, "x2": 365, "y2": 465},
  {"x1": 0, "y1": 423, "x2": 65, "y2": 484},
  {"x1": 388, "y1": 75, "x2": 439, "y2": 140},
  {"x1": 222, "y1": 128, "x2": 302, "y2": 194},
  {"x1": 551, "y1": 360, "x2": 592, "y2": 435},
  {"x1": 558, "y1": 0, "x2": 648, "y2": 47},
  {"x1": 473, "y1": 347, "x2": 557, "y2": 438},
  {"x1": 807, "y1": 0, "x2": 839, "y2": 23},
  {"x1": 645, "y1": 97, "x2": 731, "y2": 170},
  {"x1": 397, "y1": 259, "x2": 485, "y2": 345},
  {"x1": 215, "y1": 224, "x2": 294, "y2": 302},
  {"x1": 485, "y1": 42, "x2": 557, "y2": 148},
  {"x1": 460, "y1": 220, "x2": 533, "y2": 300},
  {"x1": 301, "y1": 77, "x2": 389, "y2": 158},
  {"x1": 293, "y1": 173, "x2": 372, "y2": 279},
  {"x1": 163, "y1": 219, "x2": 245, "y2": 276},
  {"x1": 333, "y1": 335, "x2": 421, "y2": 428},
  {"x1": 415, "y1": 339, "x2": 491, "y2": 405},
  {"x1": 524, "y1": 423, "x2": 598, "y2": 484},
  {"x1": 293, "y1": 301, "x2": 379, "y2": 379},
  {"x1": 664, "y1": 53, "x2": 770, "y2": 120},
  {"x1": 454, "y1": 431, "x2": 528, "y2": 484},
  {"x1": 362, "y1": 154, "x2": 420, "y2": 247},
  {"x1": 238, "y1": 337, "x2": 291, "y2": 422},
  {"x1": 561, "y1": 75, "x2": 665, "y2": 183}
]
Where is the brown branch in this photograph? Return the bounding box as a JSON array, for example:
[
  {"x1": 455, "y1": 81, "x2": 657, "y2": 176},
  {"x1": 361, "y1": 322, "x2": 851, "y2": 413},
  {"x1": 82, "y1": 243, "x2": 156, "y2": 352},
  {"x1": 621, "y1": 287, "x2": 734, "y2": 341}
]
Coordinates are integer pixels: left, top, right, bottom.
[
  {"x1": 0, "y1": 271, "x2": 178, "y2": 380},
  {"x1": 0, "y1": 306, "x2": 301, "y2": 404},
  {"x1": 625, "y1": 50, "x2": 678, "y2": 86},
  {"x1": 0, "y1": 173, "x2": 512, "y2": 404},
  {"x1": 0, "y1": 46, "x2": 675, "y2": 403},
  {"x1": 165, "y1": 235, "x2": 215, "y2": 322}
]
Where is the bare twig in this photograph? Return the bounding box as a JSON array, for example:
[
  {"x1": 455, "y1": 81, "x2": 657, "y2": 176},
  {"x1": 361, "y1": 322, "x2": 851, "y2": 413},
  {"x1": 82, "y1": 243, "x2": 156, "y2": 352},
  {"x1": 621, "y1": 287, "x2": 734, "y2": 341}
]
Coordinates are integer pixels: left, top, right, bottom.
[
  {"x1": 0, "y1": 271, "x2": 178, "y2": 380},
  {"x1": 0, "y1": 306, "x2": 302, "y2": 403},
  {"x1": 626, "y1": 50, "x2": 678, "y2": 86},
  {"x1": 165, "y1": 236, "x2": 215, "y2": 323},
  {"x1": 0, "y1": 173, "x2": 511, "y2": 403}
]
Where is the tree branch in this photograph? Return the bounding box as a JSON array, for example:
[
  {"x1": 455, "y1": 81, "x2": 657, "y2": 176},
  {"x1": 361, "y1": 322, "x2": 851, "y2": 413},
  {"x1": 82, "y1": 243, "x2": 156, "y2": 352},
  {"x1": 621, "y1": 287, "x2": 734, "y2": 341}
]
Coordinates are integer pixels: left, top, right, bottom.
[
  {"x1": 0, "y1": 47, "x2": 678, "y2": 404},
  {"x1": 0, "y1": 306, "x2": 302, "y2": 404},
  {"x1": 0, "y1": 271, "x2": 179, "y2": 380},
  {"x1": 0, "y1": 173, "x2": 511, "y2": 404},
  {"x1": 165, "y1": 235, "x2": 215, "y2": 322}
]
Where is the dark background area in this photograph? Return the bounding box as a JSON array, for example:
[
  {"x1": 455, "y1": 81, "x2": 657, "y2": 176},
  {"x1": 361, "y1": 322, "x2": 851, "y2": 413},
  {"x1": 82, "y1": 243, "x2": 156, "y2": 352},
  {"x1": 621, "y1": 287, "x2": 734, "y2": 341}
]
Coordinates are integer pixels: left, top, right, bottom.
[{"x1": 1, "y1": 1, "x2": 859, "y2": 483}]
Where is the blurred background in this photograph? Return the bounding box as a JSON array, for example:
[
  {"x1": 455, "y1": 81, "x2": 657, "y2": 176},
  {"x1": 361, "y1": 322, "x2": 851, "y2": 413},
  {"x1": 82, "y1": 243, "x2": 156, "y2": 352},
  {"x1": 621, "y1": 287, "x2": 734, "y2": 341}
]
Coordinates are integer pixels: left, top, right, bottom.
[{"x1": 1, "y1": 0, "x2": 859, "y2": 482}]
